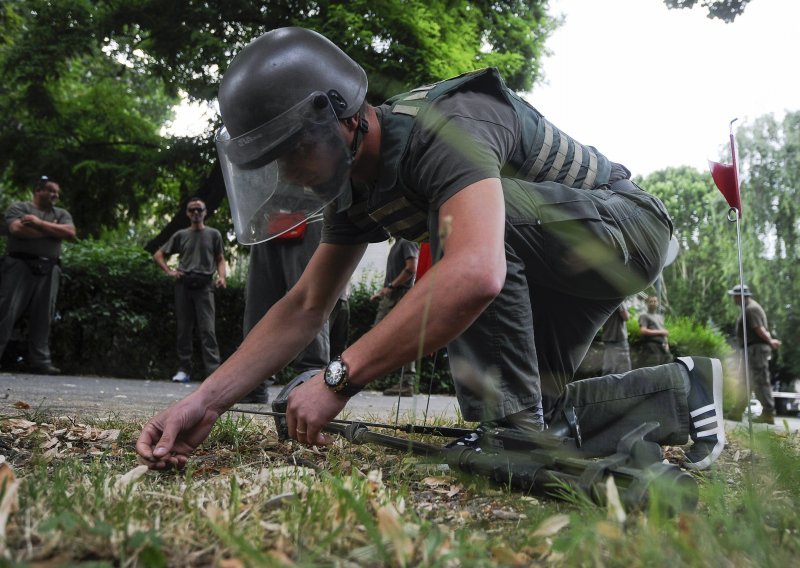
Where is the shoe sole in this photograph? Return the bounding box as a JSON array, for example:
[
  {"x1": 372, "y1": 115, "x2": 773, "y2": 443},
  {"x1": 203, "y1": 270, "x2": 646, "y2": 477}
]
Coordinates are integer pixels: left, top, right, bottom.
[{"x1": 686, "y1": 357, "x2": 725, "y2": 470}]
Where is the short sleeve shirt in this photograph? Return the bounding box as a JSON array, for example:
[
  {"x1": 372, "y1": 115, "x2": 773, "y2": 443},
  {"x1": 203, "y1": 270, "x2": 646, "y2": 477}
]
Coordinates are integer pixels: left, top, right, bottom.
[
  {"x1": 160, "y1": 227, "x2": 223, "y2": 275},
  {"x1": 322, "y1": 89, "x2": 518, "y2": 245},
  {"x1": 602, "y1": 303, "x2": 629, "y2": 342},
  {"x1": 384, "y1": 239, "x2": 420, "y2": 290},
  {"x1": 638, "y1": 312, "x2": 667, "y2": 345},
  {"x1": 5, "y1": 201, "x2": 74, "y2": 258},
  {"x1": 736, "y1": 299, "x2": 769, "y2": 346}
]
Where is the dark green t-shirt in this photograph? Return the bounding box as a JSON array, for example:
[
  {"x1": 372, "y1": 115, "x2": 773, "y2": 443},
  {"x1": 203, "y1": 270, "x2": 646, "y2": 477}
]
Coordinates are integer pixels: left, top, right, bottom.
[
  {"x1": 638, "y1": 312, "x2": 667, "y2": 345},
  {"x1": 383, "y1": 238, "x2": 420, "y2": 291},
  {"x1": 736, "y1": 299, "x2": 769, "y2": 346},
  {"x1": 5, "y1": 201, "x2": 74, "y2": 258},
  {"x1": 160, "y1": 227, "x2": 223, "y2": 275}
]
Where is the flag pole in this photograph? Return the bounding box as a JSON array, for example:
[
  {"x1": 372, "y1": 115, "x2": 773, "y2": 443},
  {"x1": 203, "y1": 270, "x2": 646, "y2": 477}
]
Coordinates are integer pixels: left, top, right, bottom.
[
  {"x1": 723, "y1": 117, "x2": 756, "y2": 451},
  {"x1": 711, "y1": 118, "x2": 756, "y2": 455}
]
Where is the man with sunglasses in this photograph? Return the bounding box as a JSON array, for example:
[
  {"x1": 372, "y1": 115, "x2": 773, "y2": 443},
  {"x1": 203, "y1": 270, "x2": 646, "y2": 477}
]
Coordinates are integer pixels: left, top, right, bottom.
[
  {"x1": 0, "y1": 176, "x2": 75, "y2": 374},
  {"x1": 153, "y1": 198, "x2": 226, "y2": 383},
  {"x1": 137, "y1": 28, "x2": 726, "y2": 473}
]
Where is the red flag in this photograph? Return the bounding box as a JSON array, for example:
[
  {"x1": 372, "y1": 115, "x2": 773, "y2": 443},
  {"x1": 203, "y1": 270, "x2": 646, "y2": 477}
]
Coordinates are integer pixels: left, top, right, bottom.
[
  {"x1": 416, "y1": 242, "x2": 433, "y2": 281},
  {"x1": 709, "y1": 129, "x2": 741, "y2": 217}
]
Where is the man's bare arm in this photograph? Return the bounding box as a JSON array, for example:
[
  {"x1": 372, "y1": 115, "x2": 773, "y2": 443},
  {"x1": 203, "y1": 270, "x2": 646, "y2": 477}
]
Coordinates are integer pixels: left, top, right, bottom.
[
  {"x1": 754, "y1": 325, "x2": 781, "y2": 350},
  {"x1": 135, "y1": 241, "x2": 366, "y2": 466},
  {"x1": 344, "y1": 178, "x2": 506, "y2": 387},
  {"x1": 195, "y1": 242, "x2": 367, "y2": 412},
  {"x1": 639, "y1": 327, "x2": 668, "y2": 338},
  {"x1": 284, "y1": 178, "x2": 507, "y2": 445},
  {"x1": 9, "y1": 217, "x2": 76, "y2": 241}
]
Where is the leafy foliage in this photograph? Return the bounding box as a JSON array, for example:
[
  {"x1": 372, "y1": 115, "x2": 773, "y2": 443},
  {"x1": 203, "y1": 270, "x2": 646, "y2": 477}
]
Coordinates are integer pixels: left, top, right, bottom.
[
  {"x1": 641, "y1": 111, "x2": 800, "y2": 381},
  {"x1": 662, "y1": 0, "x2": 754, "y2": 22},
  {"x1": 0, "y1": 0, "x2": 555, "y2": 245},
  {"x1": 47, "y1": 239, "x2": 245, "y2": 379}
]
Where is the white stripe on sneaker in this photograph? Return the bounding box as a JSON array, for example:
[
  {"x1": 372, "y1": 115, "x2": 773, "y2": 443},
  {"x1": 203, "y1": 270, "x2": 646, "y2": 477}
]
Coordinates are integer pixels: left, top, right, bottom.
[
  {"x1": 690, "y1": 403, "x2": 716, "y2": 417},
  {"x1": 694, "y1": 416, "x2": 719, "y2": 428},
  {"x1": 696, "y1": 428, "x2": 719, "y2": 438}
]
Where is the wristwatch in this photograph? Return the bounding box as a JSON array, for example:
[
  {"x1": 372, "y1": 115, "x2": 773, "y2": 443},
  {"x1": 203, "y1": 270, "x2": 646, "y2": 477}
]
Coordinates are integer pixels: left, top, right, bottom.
[{"x1": 323, "y1": 356, "x2": 363, "y2": 397}]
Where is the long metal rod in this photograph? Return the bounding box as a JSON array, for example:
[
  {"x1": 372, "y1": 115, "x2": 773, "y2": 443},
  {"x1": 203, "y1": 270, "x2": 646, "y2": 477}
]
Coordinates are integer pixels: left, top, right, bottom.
[
  {"x1": 731, "y1": 208, "x2": 755, "y2": 455},
  {"x1": 230, "y1": 406, "x2": 473, "y2": 438}
]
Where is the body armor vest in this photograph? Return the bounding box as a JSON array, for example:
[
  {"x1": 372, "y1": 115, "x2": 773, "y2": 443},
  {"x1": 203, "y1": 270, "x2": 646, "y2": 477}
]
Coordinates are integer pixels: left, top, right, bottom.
[{"x1": 362, "y1": 68, "x2": 612, "y2": 242}]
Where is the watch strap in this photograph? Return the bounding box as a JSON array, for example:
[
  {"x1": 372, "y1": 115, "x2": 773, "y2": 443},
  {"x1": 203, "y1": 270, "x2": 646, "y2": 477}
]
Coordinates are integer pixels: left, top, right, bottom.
[{"x1": 334, "y1": 382, "x2": 364, "y2": 397}]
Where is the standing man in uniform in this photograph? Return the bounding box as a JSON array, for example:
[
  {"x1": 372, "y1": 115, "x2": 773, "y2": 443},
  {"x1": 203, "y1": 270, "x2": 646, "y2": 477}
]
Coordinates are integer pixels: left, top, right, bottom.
[
  {"x1": 370, "y1": 237, "x2": 419, "y2": 396},
  {"x1": 0, "y1": 176, "x2": 76, "y2": 374},
  {"x1": 239, "y1": 215, "x2": 329, "y2": 403},
  {"x1": 137, "y1": 27, "x2": 727, "y2": 472},
  {"x1": 153, "y1": 198, "x2": 226, "y2": 383},
  {"x1": 638, "y1": 295, "x2": 671, "y2": 367},
  {"x1": 601, "y1": 302, "x2": 631, "y2": 375},
  {"x1": 729, "y1": 284, "x2": 781, "y2": 424}
]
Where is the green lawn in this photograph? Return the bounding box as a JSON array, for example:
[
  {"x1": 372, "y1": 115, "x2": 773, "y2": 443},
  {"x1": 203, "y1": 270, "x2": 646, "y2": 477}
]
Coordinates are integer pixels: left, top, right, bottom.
[{"x1": 1, "y1": 410, "x2": 798, "y2": 566}]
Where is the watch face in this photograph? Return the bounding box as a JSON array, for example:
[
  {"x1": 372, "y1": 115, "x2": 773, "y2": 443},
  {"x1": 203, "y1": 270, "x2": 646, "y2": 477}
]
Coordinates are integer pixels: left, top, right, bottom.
[{"x1": 325, "y1": 360, "x2": 345, "y2": 387}]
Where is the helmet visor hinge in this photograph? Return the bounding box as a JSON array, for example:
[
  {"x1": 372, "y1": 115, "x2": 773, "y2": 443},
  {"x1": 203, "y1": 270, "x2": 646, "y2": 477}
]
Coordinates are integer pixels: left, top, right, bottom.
[{"x1": 327, "y1": 89, "x2": 348, "y2": 114}]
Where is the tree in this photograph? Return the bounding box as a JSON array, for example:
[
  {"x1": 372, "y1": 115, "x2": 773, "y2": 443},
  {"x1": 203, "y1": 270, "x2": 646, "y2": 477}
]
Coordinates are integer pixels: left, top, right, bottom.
[
  {"x1": 640, "y1": 166, "x2": 734, "y2": 327},
  {"x1": 0, "y1": 0, "x2": 183, "y2": 237},
  {"x1": 734, "y1": 112, "x2": 800, "y2": 380},
  {"x1": 0, "y1": 0, "x2": 556, "y2": 249},
  {"x1": 641, "y1": 111, "x2": 800, "y2": 380},
  {"x1": 662, "y1": 0, "x2": 754, "y2": 22}
]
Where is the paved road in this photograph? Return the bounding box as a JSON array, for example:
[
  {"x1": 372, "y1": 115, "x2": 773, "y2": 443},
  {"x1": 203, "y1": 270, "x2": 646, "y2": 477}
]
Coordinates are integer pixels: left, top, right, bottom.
[
  {"x1": 0, "y1": 371, "x2": 461, "y2": 424},
  {"x1": 3, "y1": 371, "x2": 798, "y2": 436}
]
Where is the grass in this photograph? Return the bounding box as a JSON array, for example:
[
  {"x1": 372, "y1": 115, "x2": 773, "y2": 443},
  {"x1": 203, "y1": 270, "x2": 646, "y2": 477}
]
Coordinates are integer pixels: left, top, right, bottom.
[{"x1": 1, "y1": 409, "x2": 799, "y2": 566}]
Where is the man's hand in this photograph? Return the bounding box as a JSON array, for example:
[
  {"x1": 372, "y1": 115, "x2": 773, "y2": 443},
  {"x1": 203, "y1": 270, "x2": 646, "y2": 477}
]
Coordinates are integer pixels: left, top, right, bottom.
[
  {"x1": 135, "y1": 395, "x2": 221, "y2": 470},
  {"x1": 215, "y1": 276, "x2": 227, "y2": 289},
  {"x1": 286, "y1": 373, "x2": 348, "y2": 446},
  {"x1": 20, "y1": 214, "x2": 42, "y2": 228},
  {"x1": 370, "y1": 287, "x2": 391, "y2": 301}
]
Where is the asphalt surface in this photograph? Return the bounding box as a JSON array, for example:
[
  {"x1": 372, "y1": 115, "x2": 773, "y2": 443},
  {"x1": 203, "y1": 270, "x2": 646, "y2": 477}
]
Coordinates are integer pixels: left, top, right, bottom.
[
  {"x1": 2, "y1": 371, "x2": 798, "y2": 436},
  {"x1": 0, "y1": 371, "x2": 461, "y2": 424}
]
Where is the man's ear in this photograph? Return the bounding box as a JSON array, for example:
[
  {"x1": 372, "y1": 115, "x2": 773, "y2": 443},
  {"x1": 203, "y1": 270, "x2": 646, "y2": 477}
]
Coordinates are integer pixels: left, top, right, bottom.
[{"x1": 341, "y1": 114, "x2": 360, "y2": 133}]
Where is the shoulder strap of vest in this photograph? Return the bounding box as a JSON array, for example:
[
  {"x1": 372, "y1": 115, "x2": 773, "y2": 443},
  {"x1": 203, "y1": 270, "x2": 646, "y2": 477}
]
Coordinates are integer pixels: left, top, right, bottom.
[{"x1": 386, "y1": 68, "x2": 507, "y2": 117}]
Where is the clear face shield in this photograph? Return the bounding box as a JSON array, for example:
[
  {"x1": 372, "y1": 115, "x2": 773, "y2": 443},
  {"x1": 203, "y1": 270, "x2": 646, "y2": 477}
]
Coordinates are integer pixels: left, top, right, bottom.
[{"x1": 216, "y1": 93, "x2": 352, "y2": 244}]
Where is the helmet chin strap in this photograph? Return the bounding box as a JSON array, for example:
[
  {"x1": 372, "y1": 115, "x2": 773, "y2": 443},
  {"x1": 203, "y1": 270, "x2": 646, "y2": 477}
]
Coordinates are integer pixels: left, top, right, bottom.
[{"x1": 349, "y1": 109, "x2": 370, "y2": 158}]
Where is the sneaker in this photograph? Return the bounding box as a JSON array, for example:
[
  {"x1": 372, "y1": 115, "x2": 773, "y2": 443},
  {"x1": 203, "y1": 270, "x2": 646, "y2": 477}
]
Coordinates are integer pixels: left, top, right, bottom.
[
  {"x1": 383, "y1": 383, "x2": 414, "y2": 397},
  {"x1": 171, "y1": 371, "x2": 190, "y2": 383},
  {"x1": 240, "y1": 382, "x2": 269, "y2": 404},
  {"x1": 678, "y1": 357, "x2": 725, "y2": 470},
  {"x1": 752, "y1": 413, "x2": 775, "y2": 425}
]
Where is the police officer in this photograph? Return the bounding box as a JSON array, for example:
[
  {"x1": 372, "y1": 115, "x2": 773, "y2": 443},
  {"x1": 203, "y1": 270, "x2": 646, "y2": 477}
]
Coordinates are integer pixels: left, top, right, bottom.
[{"x1": 137, "y1": 27, "x2": 726, "y2": 471}]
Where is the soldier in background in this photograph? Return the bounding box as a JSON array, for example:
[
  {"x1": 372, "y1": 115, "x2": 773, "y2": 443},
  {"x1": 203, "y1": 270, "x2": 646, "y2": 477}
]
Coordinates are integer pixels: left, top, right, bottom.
[
  {"x1": 729, "y1": 284, "x2": 781, "y2": 424},
  {"x1": 154, "y1": 198, "x2": 226, "y2": 383},
  {"x1": 370, "y1": 238, "x2": 419, "y2": 396},
  {"x1": 0, "y1": 176, "x2": 76, "y2": 374},
  {"x1": 638, "y1": 295, "x2": 671, "y2": 367},
  {"x1": 601, "y1": 301, "x2": 631, "y2": 375}
]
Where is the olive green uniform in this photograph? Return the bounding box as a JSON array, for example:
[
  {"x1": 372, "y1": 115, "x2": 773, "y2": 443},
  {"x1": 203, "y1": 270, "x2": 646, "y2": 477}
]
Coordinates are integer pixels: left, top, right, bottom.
[
  {"x1": 0, "y1": 201, "x2": 73, "y2": 368},
  {"x1": 321, "y1": 69, "x2": 690, "y2": 454},
  {"x1": 160, "y1": 227, "x2": 223, "y2": 377}
]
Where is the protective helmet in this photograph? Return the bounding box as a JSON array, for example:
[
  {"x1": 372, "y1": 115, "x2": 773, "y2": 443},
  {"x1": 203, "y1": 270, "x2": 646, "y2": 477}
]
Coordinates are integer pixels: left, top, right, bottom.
[
  {"x1": 215, "y1": 27, "x2": 368, "y2": 244},
  {"x1": 728, "y1": 284, "x2": 752, "y2": 296}
]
